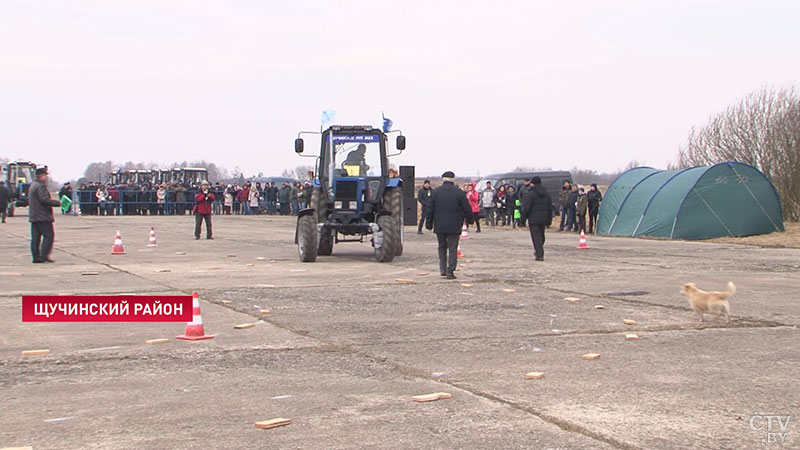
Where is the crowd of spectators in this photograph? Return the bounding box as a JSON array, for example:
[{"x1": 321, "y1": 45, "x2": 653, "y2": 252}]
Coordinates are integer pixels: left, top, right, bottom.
[{"x1": 67, "y1": 180, "x2": 313, "y2": 216}]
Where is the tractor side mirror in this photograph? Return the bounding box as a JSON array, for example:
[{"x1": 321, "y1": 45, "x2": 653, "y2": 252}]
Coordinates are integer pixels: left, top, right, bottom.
[
  {"x1": 294, "y1": 138, "x2": 304, "y2": 153},
  {"x1": 396, "y1": 135, "x2": 406, "y2": 150}
]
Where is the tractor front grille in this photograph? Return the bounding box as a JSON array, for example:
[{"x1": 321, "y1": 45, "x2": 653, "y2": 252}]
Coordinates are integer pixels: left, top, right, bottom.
[{"x1": 335, "y1": 180, "x2": 358, "y2": 201}]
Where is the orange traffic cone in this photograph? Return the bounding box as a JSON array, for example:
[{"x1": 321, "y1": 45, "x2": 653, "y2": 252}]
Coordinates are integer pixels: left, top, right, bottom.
[
  {"x1": 147, "y1": 227, "x2": 158, "y2": 247},
  {"x1": 460, "y1": 222, "x2": 469, "y2": 240},
  {"x1": 457, "y1": 242, "x2": 464, "y2": 258},
  {"x1": 111, "y1": 231, "x2": 126, "y2": 255},
  {"x1": 176, "y1": 292, "x2": 214, "y2": 340},
  {"x1": 577, "y1": 230, "x2": 590, "y2": 249}
]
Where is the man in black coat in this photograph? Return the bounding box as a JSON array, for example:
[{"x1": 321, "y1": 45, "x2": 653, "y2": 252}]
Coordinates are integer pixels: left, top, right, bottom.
[
  {"x1": 0, "y1": 181, "x2": 9, "y2": 223},
  {"x1": 426, "y1": 171, "x2": 472, "y2": 279},
  {"x1": 416, "y1": 179, "x2": 432, "y2": 234},
  {"x1": 587, "y1": 183, "x2": 603, "y2": 233},
  {"x1": 521, "y1": 176, "x2": 553, "y2": 261},
  {"x1": 28, "y1": 167, "x2": 62, "y2": 263}
]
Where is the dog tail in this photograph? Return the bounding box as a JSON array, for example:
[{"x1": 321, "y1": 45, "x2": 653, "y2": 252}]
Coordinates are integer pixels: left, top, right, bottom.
[{"x1": 725, "y1": 281, "x2": 736, "y2": 296}]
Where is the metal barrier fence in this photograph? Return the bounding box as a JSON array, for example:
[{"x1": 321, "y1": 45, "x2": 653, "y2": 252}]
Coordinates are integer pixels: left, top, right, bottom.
[{"x1": 70, "y1": 190, "x2": 302, "y2": 215}]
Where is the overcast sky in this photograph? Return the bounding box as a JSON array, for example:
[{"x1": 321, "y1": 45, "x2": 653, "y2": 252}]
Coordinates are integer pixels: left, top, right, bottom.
[{"x1": 1, "y1": 0, "x2": 798, "y2": 182}]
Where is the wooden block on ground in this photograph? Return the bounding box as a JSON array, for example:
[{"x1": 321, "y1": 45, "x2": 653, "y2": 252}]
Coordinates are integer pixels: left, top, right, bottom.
[
  {"x1": 1, "y1": 446, "x2": 34, "y2": 450},
  {"x1": 256, "y1": 257, "x2": 266, "y2": 261},
  {"x1": 395, "y1": 278, "x2": 414, "y2": 284},
  {"x1": 246, "y1": 263, "x2": 255, "y2": 267},
  {"x1": 175, "y1": 251, "x2": 186, "y2": 255},
  {"x1": 502, "y1": 288, "x2": 516, "y2": 293},
  {"x1": 625, "y1": 334, "x2": 639, "y2": 341},
  {"x1": 623, "y1": 319, "x2": 638, "y2": 325},
  {"x1": 582, "y1": 353, "x2": 601, "y2": 360},
  {"x1": 145, "y1": 338, "x2": 169, "y2": 345},
  {"x1": 416, "y1": 272, "x2": 428, "y2": 276},
  {"x1": 525, "y1": 371, "x2": 545, "y2": 380},
  {"x1": 234, "y1": 323, "x2": 255, "y2": 329},
  {"x1": 21, "y1": 349, "x2": 50, "y2": 356},
  {"x1": 221, "y1": 300, "x2": 233, "y2": 305},
  {"x1": 269, "y1": 259, "x2": 277, "y2": 263},
  {"x1": 81, "y1": 271, "x2": 99, "y2": 276},
  {"x1": 460, "y1": 283, "x2": 473, "y2": 288},
  {"x1": 412, "y1": 392, "x2": 452, "y2": 402},
  {"x1": 594, "y1": 305, "x2": 605, "y2": 309},
  {"x1": 564, "y1": 297, "x2": 580, "y2": 302},
  {"x1": 259, "y1": 309, "x2": 270, "y2": 315},
  {"x1": 255, "y1": 418, "x2": 292, "y2": 430}
]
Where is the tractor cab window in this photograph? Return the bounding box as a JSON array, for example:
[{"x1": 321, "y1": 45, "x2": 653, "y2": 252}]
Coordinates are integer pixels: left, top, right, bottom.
[{"x1": 330, "y1": 134, "x2": 382, "y2": 177}]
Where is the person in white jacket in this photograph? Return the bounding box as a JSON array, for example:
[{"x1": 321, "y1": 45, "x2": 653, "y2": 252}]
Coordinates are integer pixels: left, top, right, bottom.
[{"x1": 480, "y1": 181, "x2": 497, "y2": 226}]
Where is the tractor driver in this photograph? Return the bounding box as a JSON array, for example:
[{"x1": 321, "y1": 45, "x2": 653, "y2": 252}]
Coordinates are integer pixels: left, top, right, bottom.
[{"x1": 342, "y1": 144, "x2": 370, "y2": 175}]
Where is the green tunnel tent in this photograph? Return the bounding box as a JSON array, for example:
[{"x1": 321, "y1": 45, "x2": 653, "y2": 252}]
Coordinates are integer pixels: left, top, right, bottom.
[{"x1": 596, "y1": 162, "x2": 784, "y2": 240}]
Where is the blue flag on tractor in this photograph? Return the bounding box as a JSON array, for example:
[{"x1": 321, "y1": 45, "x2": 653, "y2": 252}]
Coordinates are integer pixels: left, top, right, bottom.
[
  {"x1": 321, "y1": 109, "x2": 337, "y2": 126},
  {"x1": 382, "y1": 112, "x2": 393, "y2": 133}
]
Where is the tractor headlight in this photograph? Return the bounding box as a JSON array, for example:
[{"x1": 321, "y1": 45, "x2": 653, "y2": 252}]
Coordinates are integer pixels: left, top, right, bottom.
[{"x1": 334, "y1": 201, "x2": 343, "y2": 209}]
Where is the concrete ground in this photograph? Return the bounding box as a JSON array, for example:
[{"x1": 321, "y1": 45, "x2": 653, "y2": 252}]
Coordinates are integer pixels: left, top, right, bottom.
[{"x1": 1, "y1": 213, "x2": 798, "y2": 449}]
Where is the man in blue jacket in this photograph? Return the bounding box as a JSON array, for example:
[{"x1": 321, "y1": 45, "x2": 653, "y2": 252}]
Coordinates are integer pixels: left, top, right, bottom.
[{"x1": 426, "y1": 171, "x2": 472, "y2": 279}]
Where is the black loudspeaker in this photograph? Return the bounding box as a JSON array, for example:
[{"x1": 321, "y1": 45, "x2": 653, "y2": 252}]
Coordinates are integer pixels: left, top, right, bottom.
[
  {"x1": 399, "y1": 165, "x2": 417, "y2": 226},
  {"x1": 399, "y1": 166, "x2": 415, "y2": 198}
]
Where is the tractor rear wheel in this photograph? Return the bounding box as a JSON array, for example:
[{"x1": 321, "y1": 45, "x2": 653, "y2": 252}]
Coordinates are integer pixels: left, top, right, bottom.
[
  {"x1": 382, "y1": 187, "x2": 404, "y2": 256},
  {"x1": 374, "y1": 214, "x2": 396, "y2": 262},
  {"x1": 297, "y1": 215, "x2": 318, "y2": 262},
  {"x1": 311, "y1": 188, "x2": 333, "y2": 256},
  {"x1": 318, "y1": 227, "x2": 334, "y2": 256}
]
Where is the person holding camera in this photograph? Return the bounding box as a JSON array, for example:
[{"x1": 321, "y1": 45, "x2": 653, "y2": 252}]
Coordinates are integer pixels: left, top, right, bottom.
[{"x1": 194, "y1": 180, "x2": 215, "y2": 240}]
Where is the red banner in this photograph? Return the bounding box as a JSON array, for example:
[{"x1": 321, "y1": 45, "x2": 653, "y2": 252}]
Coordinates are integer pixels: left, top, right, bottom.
[{"x1": 22, "y1": 296, "x2": 193, "y2": 322}]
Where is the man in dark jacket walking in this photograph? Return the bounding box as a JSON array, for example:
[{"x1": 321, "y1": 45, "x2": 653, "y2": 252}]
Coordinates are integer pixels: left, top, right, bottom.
[
  {"x1": 426, "y1": 171, "x2": 472, "y2": 279},
  {"x1": 417, "y1": 180, "x2": 432, "y2": 234},
  {"x1": 29, "y1": 167, "x2": 62, "y2": 263},
  {"x1": 194, "y1": 180, "x2": 215, "y2": 239},
  {"x1": 521, "y1": 176, "x2": 553, "y2": 261},
  {"x1": 0, "y1": 181, "x2": 9, "y2": 223}
]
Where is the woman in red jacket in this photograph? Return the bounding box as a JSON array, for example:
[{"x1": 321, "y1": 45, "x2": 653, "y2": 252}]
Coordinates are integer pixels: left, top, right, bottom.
[{"x1": 465, "y1": 182, "x2": 481, "y2": 233}]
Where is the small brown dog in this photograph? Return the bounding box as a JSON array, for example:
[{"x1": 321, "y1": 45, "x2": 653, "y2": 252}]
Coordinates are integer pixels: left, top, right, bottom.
[{"x1": 680, "y1": 281, "x2": 736, "y2": 323}]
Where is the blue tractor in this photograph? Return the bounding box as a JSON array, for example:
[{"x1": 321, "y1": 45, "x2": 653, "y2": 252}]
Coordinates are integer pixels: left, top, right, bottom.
[
  {"x1": 2, "y1": 161, "x2": 38, "y2": 217},
  {"x1": 294, "y1": 125, "x2": 407, "y2": 262}
]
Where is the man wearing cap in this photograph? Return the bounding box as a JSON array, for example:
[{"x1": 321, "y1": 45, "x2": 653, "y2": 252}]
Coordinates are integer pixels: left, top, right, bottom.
[
  {"x1": 194, "y1": 180, "x2": 215, "y2": 240},
  {"x1": 425, "y1": 171, "x2": 472, "y2": 279},
  {"x1": 28, "y1": 167, "x2": 62, "y2": 263},
  {"x1": 521, "y1": 176, "x2": 553, "y2": 261}
]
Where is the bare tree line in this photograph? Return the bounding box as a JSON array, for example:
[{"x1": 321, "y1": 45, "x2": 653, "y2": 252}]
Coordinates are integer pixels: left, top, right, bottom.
[{"x1": 678, "y1": 86, "x2": 800, "y2": 221}]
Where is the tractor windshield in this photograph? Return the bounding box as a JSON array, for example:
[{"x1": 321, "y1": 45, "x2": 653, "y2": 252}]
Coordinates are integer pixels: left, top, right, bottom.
[
  {"x1": 330, "y1": 134, "x2": 382, "y2": 177},
  {"x1": 11, "y1": 164, "x2": 36, "y2": 185}
]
